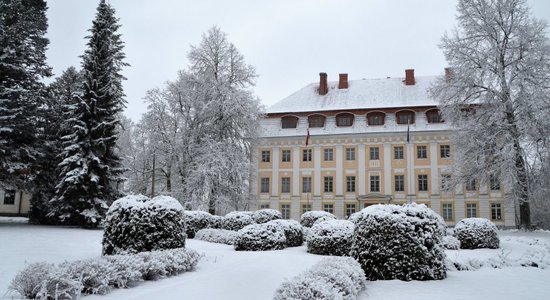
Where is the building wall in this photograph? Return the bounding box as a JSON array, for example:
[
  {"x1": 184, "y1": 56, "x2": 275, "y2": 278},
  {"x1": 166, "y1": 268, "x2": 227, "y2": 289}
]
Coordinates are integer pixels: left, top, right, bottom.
[
  {"x1": 253, "y1": 131, "x2": 514, "y2": 227},
  {"x1": 0, "y1": 188, "x2": 31, "y2": 216}
]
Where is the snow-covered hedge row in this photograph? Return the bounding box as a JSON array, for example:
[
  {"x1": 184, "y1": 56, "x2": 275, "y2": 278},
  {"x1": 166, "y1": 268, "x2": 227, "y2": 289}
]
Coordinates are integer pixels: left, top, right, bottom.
[
  {"x1": 453, "y1": 218, "x2": 500, "y2": 249},
  {"x1": 252, "y1": 209, "x2": 281, "y2": 224},
  {"x1": 195, "y1": 228, "x2": 238, "y2": 245},
  {"x1": 351, "y1": 203, "x2": 447, "y2": 281},
  {"x1": 273, "y1": 257, "x2": 366, "y2": 300},
  {"x1": 443, "y1": 235, "x2": 461, "y2": 250},
  {"x1": 102, "y1": 195, "x2": 186, "y2": 255},
  {"x1": 222, "y1": 211, "x2": 254, "y2": 231},
  {"x1": 267, "y1": 219, "x2": 304, "y2": 247},
  {"x1": 300, "y1": 211, "x2": 337, "y2": 228},
  {"x1": 9, "y1": 248, "x2": 200, "y2": 299},
  {"x1": 307, "y1": 220, "x2": 354, "y2": 256},
  {"x1": 234, "y1": 223, "x2": 286, "y2": 251},
  {"x1": 184, "y1": 210, "x2": 213, "y2": 238}
]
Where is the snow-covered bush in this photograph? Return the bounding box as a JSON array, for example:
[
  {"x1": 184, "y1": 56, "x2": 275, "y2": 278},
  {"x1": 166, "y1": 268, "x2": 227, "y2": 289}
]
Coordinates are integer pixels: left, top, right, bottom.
[
  {"x1": 300, "y1": 211, "x2": 337, "y2": 227},
  {"x1": 443, "y1": 235, "x2": 461, "y2": 250},
  {"x1": 266, "y1": 219, "x2": 304, "y2": 247},
  {"x1": 195, "y1": 228, "x2": 238, "y2": 245},
  {"x1": 348, "y1": 211, "x2": 362, "y2": 224},
  {"x1": 234, "y1": 223, "x2": 287, "y2": 251},
  {"x1": 350, "y1": 203, "x2": 447, "y2": 281},
  {"x1": 273, "y1": 257, "x2": 366, "y2": 300},
  {"x1": 102, "y1": 195, "x2": 186, "y2": 255},
  {"x1": 222, "y1": 211, "x2": 254, "y2": 231},
  {"x1": 184, "y1": 210, "x2": 213, "y2": 238},
  {"x1": 210, "y1": 215, "x2": 223, "y2": 229},
  {"x1": 252, "y1": 208, "x2": 282, "y2": 224},
  {"x1": 307, "y1": 220, "x2": 354, "y2": 256},
  {"x1": 9, "y1": 248, "x2": 200, "y2": 299},
  {"x1": 453, "y1": 218, "x2": 500, "y2": 249}
]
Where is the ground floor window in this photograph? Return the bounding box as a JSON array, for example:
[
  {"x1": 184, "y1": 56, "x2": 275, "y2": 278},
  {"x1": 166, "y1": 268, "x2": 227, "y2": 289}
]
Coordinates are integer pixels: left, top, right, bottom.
[
  {"x1": 491, "y1": 203, "x2": 502, "y2": 221},
  {"x1": 345, "y1": 204, "x2": 356, "y2": 219},
  {"x1": 259, "y1": 203, "x2": 270, "y2": 209},
  {"x1": 302, "y1": 204, "x2": 311, "y2": 214},
  {"x1": 281, "y1": 204, "x2": 291, "y2": 219},
  {"x1": 466, "y1": 202, "x2": 478, "y2": 218},
  {"x1": 323, "y1": 203, "x2": 334, "y2": 214},
  {"x1": 3, "y1": 190, "x2": 15, "y2": 205},
  {"x1": 441, "y1": 203, "x2": 453, "y2": 221}
]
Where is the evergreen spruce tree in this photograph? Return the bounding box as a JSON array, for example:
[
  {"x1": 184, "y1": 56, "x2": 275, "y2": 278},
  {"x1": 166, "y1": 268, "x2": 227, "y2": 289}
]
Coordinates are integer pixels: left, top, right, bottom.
[
  {"x1": 50, "y1": 1, "x2": 128, "y2": 228},
  {"x1": 0, "y1": 0, "x2": 51, "y2": 189}
]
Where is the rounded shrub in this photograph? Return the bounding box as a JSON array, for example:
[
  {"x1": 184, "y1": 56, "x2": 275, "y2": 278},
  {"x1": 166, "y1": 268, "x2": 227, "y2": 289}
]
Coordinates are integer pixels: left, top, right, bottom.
[
  {"x1": 102, "y1": 195, "x2": 186, "y2": 255},
  {"x1": 350, "y1": 203, "x2": 447, "y2": 281},
  {"x1": 210, "y1": 215, "x2": 223, "y2": 229},
  {"x1": 183, "y1": 210, "x2": 213, "y2": 238},
  {"x1": 252, "y1": 209, "x2": 282, "y2": 224},
  {"x1": 266, "y1": 219, "x2": 304, "y2": 247},
  {"x1": 453, "y1": 218, "x2": 499, "y2": 249},
  {"x1": 222, "y1": 211, "x2": 254, "y2": 231},
  {"x1": 443, "y1": 235, "x2": 461, "y2": 250},
  {"x1": 300, "y1": 211, "x2": 337, "y2": 227},
  {"x1": 307, "y1": 220, "x2": 354, "y2": 256},
  {"x1": 234, "y1": 223, "x2": 287, "y2": 251}
]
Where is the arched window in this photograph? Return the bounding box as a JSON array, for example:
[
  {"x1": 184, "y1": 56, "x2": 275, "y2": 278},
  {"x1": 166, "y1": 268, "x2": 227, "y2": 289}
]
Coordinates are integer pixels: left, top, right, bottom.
[
  {"x1": 366, "y1": 112, "x2": 385, "y2": 126},
  {"x1": 336, "y1": 113, "x2": 354, "y2": 127},
  {"x1": 281, "y1": 116, "x2": 298, "y2": 129},
  {"x1": 308, "y1": 114, "x2": 326, "y2": 128},
  {"x1": 396, "y1": 110, "x2": 415, "y2": 125},
  {"x1": 426, "y1": 109, "x2": 443, "y2": 123}
]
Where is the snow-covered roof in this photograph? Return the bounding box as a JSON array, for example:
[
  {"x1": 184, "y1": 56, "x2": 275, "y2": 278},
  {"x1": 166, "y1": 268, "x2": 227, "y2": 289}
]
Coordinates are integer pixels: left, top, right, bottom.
[{"x1": 266, "y1": 76, "x2": 438, "y2": 114}]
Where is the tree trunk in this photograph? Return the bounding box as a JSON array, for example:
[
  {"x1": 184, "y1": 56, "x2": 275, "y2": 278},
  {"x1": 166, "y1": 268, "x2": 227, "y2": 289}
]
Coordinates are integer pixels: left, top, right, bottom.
[{"x1": 515, "y1": 144, "x2": 531, "y2": 229}]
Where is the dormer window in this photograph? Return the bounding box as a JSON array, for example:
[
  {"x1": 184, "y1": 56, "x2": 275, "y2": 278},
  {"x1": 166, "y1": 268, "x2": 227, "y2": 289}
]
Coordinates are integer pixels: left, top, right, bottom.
[
  {"x1": 367, "y1": 112, "x2": 385, "y2": 126},
  {"x1": 396, "y1": 110, "x2": 415, "y2": 124},
  {"x1": 336, "y1": 113, "x2": 354, "y2": 127},
  {"x1": 281, "y1": 116, "x2": 298, "y2": 129},
  {"x1": 308, "y1": 114, "x2": 326, "y2": 128},
  {"x1": 426, "y1": 109, "x2": 444, "y2": 123}
]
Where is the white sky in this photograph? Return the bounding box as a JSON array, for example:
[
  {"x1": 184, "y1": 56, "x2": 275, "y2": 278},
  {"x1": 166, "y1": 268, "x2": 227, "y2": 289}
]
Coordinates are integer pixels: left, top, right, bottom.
[{"x1": 45, "y1": 0, "x2": 550, "y2": 121}]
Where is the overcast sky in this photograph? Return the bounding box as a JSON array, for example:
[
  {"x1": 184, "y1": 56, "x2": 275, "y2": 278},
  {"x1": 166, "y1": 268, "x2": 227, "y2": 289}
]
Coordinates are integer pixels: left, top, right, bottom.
[{"x1": 45, "y1": 0, "x2": 550, "y2": 121}]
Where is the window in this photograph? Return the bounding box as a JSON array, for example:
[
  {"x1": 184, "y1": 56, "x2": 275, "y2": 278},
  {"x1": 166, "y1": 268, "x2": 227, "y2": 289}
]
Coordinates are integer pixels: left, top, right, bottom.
[
  {"x1": 491, "y1": 203, "x2": 502, "y2": 221},
  {"x1": 302, "y1": 204, "x2": 312, "y2": 214},
  {"x1": 346, "y1": 204, "x2": 356, "y2": 219},
  {"x1": 466, "y1": 203, "x2": 478, "y2": 218},
  {"x1": 336, "y1": 113, "x2": 354, "y2": 127},
  {"x1": 323, "y1": 204, "x2": 334, "y2": 214},
  {"x1": 396, "y1": 111, "x2": 415, "y2": 124},
  {"x1": 395, "y1": 175, "x2": 405, "y2": 192},
  {"x1": 370, "y1": 175, "x2": 380, "y2": 192},
  {"x1": 426, "y1": 109, "x2": 444, "y2": 123},
  {"x1": 3, "y1": 190, "x2": 15, "y2": 205},
  {"x1": 394, "y1": 146, "x2": 404, "y2": 160},
  {"x1": 490, "y1": 175, "x2": 501, "y2": 191},
  {"x1": 281, "y1": 177, "x2": 290, "y2": 193},
  {"x1": 441, "y1": 174, "x2": 452, "y2": 192},
  {"x1": 261, "y1": 150, "x2": 270, "y2": 162},
  {"x1": 281, "y1": 204, "x2": 291, "y2": 219},
  {"x1": 418, "y1": 174, "x2": 428, "y2": 192},
  {"x1": 282, "y1": 116, "x2": 298, "y2": 128},
  {"x1": 282, "y1": 150, "x2": 291, "y2": 162},
  {"x1": 442, "y1": 203, "x2": 453, "y2": 221},
  {"x1": 324, "y1": 148, "x2": 334, "y2": 161},
  {"x1": 417, "y1": 145, "x2": 427, "y2": 159},
  {"x1": 369, "y1": 147, "x2": 380, "y2": 160},
  {"x1": 440, "y1": 145, "x2": 450, "y2": 158},
  {"x1": 308, "y1": 114, "x2": 326, "y2": 128},
  {"x1": 324, "y1": 176, "x2": 333, "y2": 193},
  {"x1": 302, "y1": 177, "x2": 312, "y2": 193},
  {"x1": 260, "y1": 177, "x2": 270, "y2": 193},
  {"x1": 346, "y1": 147, "x2": 355, "y2": 161},
  {"x1": 466, "y1": 178, "x2": 476, "y2": 191},
  {"x1": 260, "y1": 204, "x2": 270, "y2": 209},
  {"x1": 367, "y1": 112, "x2": 385, "y2": 125},
  {"x1": 302, "y1": 149, "x2": 312, "y2": 162},
  {"x1": 346, "y1": 176, "x2": 356, "y2": 193}
]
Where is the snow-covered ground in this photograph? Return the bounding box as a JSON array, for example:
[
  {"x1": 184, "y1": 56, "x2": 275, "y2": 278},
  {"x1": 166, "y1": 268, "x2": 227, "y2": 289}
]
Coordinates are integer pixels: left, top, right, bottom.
[{"x1": 1, "y1": 218, "x2": 549, "y2": 300}]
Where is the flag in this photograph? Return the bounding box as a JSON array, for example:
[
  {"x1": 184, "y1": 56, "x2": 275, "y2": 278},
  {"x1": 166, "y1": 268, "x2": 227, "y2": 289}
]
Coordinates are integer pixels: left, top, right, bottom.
[
  {"x1": 305, "y1": 128, "x2": 310, "y2": 146},
  {"x1": 406, "y1": 120, "x2": 410, "y2": 143}
]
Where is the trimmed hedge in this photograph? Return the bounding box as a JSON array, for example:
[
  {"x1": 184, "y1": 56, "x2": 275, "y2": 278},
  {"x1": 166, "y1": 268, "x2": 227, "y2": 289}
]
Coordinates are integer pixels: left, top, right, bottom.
[
  {"x1": 252, "y1": 209, "x2": 282, "y2": 224},
  {"x1": 184, "y1": 210, "x2": 213, "y2": 238},
  {"x1": 222, "y1": 211, "x2": 254, "y2": 231},
  {"x1": 307, "y1": 220, "x2": 354, "y2": 256},
  {"x1": 350, "y1": 203, "x2": 447, "y2": 281},
  {"x1": 195, "y1": 228, "x2": 238, "y2": 245},
  {"x1": 234, "y1": 223, "x2": 286, "y2": 251},
  {"x1": 443, "y1": 235, "x2": 461, "y2": 250},
  {"x1": 300, "y1": 211, "x2": 337, "y2": 228},
  {"x1": 102, "y1": 195, "x2": 186, "y2": 255},
  {"x1": 453, "y1": 218, "x2": 500, "y2": 249},
  {"x1": 267, "y1": 219, "x2": 304, "y2": 247}
]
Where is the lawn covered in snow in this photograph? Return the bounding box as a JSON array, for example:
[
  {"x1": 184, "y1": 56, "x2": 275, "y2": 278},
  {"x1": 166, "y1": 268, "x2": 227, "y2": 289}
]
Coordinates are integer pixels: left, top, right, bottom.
[{"x1": 1, "y1": 218, "x2": 550, "y2": 300}]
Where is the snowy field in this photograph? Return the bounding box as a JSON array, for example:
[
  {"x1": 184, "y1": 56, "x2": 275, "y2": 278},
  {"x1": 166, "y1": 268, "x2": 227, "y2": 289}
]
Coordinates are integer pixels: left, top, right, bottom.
[{"x1": 1, "y1": 218, "x2": 550, "y2": 300}]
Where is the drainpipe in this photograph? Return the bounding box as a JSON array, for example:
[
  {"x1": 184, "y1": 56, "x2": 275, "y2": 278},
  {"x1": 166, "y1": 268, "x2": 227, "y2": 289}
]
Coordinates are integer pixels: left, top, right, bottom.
[{"x1": 18, "y1": 191, "x2": 23, "y2": 215}]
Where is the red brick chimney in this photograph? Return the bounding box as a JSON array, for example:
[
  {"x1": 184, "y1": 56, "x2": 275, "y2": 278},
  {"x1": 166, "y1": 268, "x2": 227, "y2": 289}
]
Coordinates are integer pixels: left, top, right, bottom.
[
  {"x1": 444, "y1": 67, "x2": 454, "y2": 83},
  {"x1": 319, "y1": 72, "x2": 328, "y2": 95},
  {"x1": 405, "y1": 69, "x2": 415, "y2": 85},
  {"x1": 338, "y1": 73, "x2": 348, "y2": 89}
]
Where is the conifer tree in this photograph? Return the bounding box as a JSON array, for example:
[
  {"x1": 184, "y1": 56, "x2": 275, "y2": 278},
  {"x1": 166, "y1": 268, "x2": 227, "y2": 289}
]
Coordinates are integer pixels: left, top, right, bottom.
[
  {"x1": 50, "y1": 0, "x2": 128, "y2": 228},
  {"x1": 0, "y1": 0, "x2": 51, "y2": 189}
]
